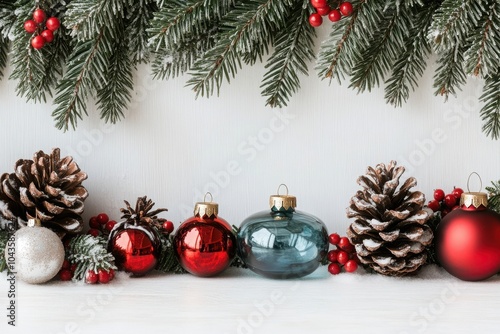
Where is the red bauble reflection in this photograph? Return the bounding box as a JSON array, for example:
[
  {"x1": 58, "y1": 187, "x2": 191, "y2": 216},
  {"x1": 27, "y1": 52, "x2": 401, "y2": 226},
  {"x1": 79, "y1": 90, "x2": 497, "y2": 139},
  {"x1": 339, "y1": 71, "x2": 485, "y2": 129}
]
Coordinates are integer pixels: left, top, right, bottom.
[
  {"x1": 109, "y1": 228, "x2": 159, "y2": 276},
  {"x1": 436, "y1": 205, "x2": 500, "y2": 281},
  {"x1": 174, "y1": 216, "x2": 236, "y2": 277}
]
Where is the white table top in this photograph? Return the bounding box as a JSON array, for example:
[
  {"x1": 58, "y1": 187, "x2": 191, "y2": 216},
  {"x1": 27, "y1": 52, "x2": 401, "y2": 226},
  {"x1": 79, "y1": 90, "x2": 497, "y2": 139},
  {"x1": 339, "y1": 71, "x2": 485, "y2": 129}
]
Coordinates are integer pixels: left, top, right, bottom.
[{"x1": 1, "y1": 264, "x2": 499, "y2": 333}]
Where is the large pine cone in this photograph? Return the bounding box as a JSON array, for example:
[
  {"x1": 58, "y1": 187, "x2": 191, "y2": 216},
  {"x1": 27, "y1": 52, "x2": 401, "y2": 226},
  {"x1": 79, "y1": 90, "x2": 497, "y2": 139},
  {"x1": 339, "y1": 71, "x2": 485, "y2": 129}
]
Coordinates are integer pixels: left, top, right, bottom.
[
  {"x1": 346, "y1": 161, "x2": 433, "y2": 276},
  {"x1": 0, "y1": 148, "x2": 88, "y2": 235}
]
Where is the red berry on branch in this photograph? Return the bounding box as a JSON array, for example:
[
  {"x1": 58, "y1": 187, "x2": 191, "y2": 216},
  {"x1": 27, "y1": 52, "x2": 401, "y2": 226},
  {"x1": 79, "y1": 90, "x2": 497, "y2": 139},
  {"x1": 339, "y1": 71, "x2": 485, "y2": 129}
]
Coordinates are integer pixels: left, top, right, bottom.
[
  {"x1": 89, "y1": 216, "x2": 100, "y2": 229},
  {"x1": 339, "y1": 2, "x2": 353, "y2": 16},
  {"x1": 98, "y1": 269, "x2": 111, "y2": 284},
  {"x1": 45, "y1": 17, "x2": 60, "y2": 31},
  {"x1": 327, "y1": 250, "x2": 338, "y2": 263},
  {"x1": 434, "y1": 189, "x2": 445, "y2": 202},
  {"x1": 309, "y1": 13, "x2": 323, "y2": 27},
  {"x1": 59, "y1": 269, "x2": 73, "y2": 281},
  {"x1": 62, "y1": 259, "x2": 71, "y2": 270},
  {"x1": 105, "y1": 220, "x2": 117, "y2": 233},
  {"x1": 97, "y1": 213, "x2": 109, "y2": 225},
  {"x1": 31, "y1": 35, "x2": 45, "y2": 50},
  {"x1": 328, "y1": 9, "x2": 342, "y2": 22},
  {"x1": 70, "y1": 263, "x2": 78, "y2": 273},
  {"x1": 316, "y1": 6, "x2": 331, "y2": 16},
  {"x1": 24, "y1": 20, "x2": 37, "y2": 33},
  {"x1": 427, "y1": 200, "x2": 440, "y2": 212},
  {"x1": 162, "y1": 220, "x2": 174, "y2": 234},
  {"x1": 337, "y1": 250, "x2": 349, "y2": 265},
  {"x1": 88, "y1": 228, "x2": 100, "y2": 237},
  {"x1": 344, "y1": 260, "x2": 358, "y2": 273},
  {"x1": 310, "y1": 0, "x2": 328, "y2": 9},
  {"x1": 328, "y1": 263, "x2": 341, "y2": 275},
  {"x1": 41, "y1": 29, "x2": 54, "y2": 43},
  {"x1": 452, "y1": 187, "x2": 464, "y2": 200},
  {"x1": 328, "y1": 233, "x2": 341, "y2": 245},
  {"x1": 444, "y1": 194, "x2": 457, "y2": 208},
  {"x1": 442, "y1": 208, "x2": 450, "y2": 217},
  {"x1": 85, "y1": 270, "x2": 98, "y2": 284},
  {"x1": 108, "y1": 269, "x2": 115, "y2": 280},
  {"x1": 338, "y1": 237, "x2": 354, "y2": 252},
  {"x1": 33, "y1": 9, "x2": 46, "y2": 24}
]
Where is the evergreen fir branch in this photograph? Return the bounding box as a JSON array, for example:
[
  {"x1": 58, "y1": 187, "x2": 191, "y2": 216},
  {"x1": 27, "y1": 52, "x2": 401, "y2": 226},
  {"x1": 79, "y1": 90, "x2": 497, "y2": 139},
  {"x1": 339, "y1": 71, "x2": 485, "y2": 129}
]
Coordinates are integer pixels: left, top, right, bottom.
[
  {"x1": 186, "y1": 0, "x2": 294, "y2": 98},
  {"x1": 464, "y1": 1, "x2": 500, "y2": 77},
  {"x1": 126, "y1": 0, "x2": 157, "y2": 64},
  {"x1": 0, "y1": 0, "x2": 16, "y2": 39},
  {"x1": 384, "y1": 3, "x2": 436, "y2": 106},
  {"x1": 67, "y1": 234, "x2": 117, "y2": 281},
  {"x1": 349, "y1": 2, "x2": 412, "y2": 92},
  {"x1": 260, "y1": 0, "x2": 315, "y2": 107},
  {"x1": 96, "y1": 26, "x2": 134, "y2": 124},
  {"x1": 486, "y1": 180, "x2": 500, "y2": 214},
  {"x1": 0, "y1": 36, "x2": 7, "y2": 79},
  {"x1": 316, "y1": 0, "x2": 364, "y2": 84},
  {"x1": 0, "y1": 229, "x2": 9, "y2": 272},
  {"x1": 156, "y1": 232, "x2": 186, "y2": 274},
  {"x1": 432, "y1": 42, "x2": 467, "y2": 99},
  {"x1": 479, "y1": 74, "x2": 500, "y2": 139}
]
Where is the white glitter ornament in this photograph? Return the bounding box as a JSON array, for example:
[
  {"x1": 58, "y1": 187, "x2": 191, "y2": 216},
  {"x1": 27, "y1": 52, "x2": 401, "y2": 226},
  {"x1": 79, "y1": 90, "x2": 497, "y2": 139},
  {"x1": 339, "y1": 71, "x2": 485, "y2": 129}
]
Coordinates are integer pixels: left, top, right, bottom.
[{"x1": 5, "y1": 218, "x2": 65, "y2": 284}]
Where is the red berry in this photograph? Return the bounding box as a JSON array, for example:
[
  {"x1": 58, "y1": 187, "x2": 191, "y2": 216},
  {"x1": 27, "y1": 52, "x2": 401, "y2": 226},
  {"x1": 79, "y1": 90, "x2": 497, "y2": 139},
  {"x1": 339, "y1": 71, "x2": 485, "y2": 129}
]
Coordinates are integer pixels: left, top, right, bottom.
[
  {"x1": 316, "y1": 6, "x2": 331, "y2": 16},
  {"x1": 108, "y1": 269, "x2": 115, "y2": 280},
  {"x1": 59, "y1": 269, "x2": 73, "y2": 281},
  {"x1": 344, "y1": 259, "x2": 358, "y2": 273},
  {"x1": 328, "y1": 9, "x2": 342, "y2": 22},
  {"x1": 427, "y1": 200, "x2": 440, "y2": 212},
  {"x1": 444, "y1": 194, "x2": 457, "y2": 208},
  {"x1": 339, "y1": 2, "x2": 353, "y2": 16},
  {"x1": 33, "y1": 9, "x2": 46, "y2": 24},
  {"x1": 85, "y1": 270, "x2": 98, "y2": 284},
  {"x1": 337, "y1": 250, "x2": 349, "y2": 265},
  {"x1": 310, "y1": 0, "x2": 328, "y2": 9},
  {"x1": 97, "y1": 213, "x2": 109, "y2": 225},
  {"x1": 45, "y1": 17, "x2": 60, "y2": 31},
  {"x1": 350, "y1": 253, "x2": 361, "y2": 263},
  {"x1": 452, "y1": 187, "x2": 464, "y2": 200},
  {"x1": 41, "y1": 29, "x2": 54, "y2": 43},
  {"x1": 309, "y1": 13, "x2": 323, "y2": 27},
  {"x1": 31, "y1": 35, "x2": 45, "y2": 50},
  {"x1": 162, "y1": 221, "x2": 174, "y2": 234},
  {"x1": 89, "y1": 216, "x2": 100, "y2": 229},
  {"x1": 433, "y1": 189, "x2": 445, "y2": 201},
  {"x1": 327, "y1": 250, "x2": 338, "y2": 263},
  {"x1": 328, "y1": 263, "x2": 341, "y2": 275},
  {"x1": 88, "y1": 228, "x2": 100, "y2": 237},
  {"x1": 24, "y1": 20, "x2": 37, "y2": 33},
  {"x1": 70, "y1": 263, "x2": 78, "y2": 273},
  {"x1": 328, "y1": 233, "x2": 341, "y2": 245},
  {"x1": 105, "y1": 220, "x2": 117, "y2": 232},
  {"x1": 441, "y1": 208, "x2": 450, "y2": 217},
  {"x1": 338, "y1": 237, "x2": 354, "y2": 252},
  {"x1": 62, "y1": 259, "x2": 71, "y2": 270},
  {"x1": 98, "y1": 269, "x2": 111, "y2": 284}
]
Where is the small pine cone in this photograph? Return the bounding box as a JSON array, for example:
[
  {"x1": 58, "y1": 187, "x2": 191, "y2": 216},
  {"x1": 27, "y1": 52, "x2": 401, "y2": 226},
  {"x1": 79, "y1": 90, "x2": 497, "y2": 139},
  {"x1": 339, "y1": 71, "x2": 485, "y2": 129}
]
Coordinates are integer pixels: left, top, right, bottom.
[
  {"x1": 0, "y1": 148, "x2": 88, "y2": 235},
  {"x1": 346, "y1": 161, "x2": 433, "y2": 276}
]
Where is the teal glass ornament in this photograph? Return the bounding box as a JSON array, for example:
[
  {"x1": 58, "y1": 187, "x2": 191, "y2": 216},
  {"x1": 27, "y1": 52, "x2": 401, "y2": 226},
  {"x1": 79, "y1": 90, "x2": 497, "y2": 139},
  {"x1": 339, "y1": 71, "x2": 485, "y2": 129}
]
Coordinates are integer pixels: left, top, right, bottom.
[{"x1": 237, "y1": 185, "x2": 329, "y2": 279}]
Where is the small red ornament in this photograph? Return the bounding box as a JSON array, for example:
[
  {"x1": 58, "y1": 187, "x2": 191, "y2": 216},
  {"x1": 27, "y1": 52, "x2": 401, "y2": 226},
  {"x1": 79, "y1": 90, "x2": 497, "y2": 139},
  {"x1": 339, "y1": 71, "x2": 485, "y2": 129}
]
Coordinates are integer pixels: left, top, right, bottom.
[
  {"x1": 328, "y1": 263, "x2": 341, "y2": 275},
  {"x1": 89, "y1": 216, "x2": 100, "y2": 229},
  {"x1": 339, "y1": 2, "x2": 353, "y2": 16},
  {"x1": 45, "y1": 17, "x2": 60, "y2": 31},
  {"x1": 452, "y1": 187, "x2": 464, "y2": 200},
  {"x1": 33, "y1": 9, "x2": 46, "y2": 24},
  {"x1": 436, "y1": 188, "x2": 500, "y2": 281},
  {"x1": 24, "y1": 20, "x2": 37, "y2": 33},
  {"x1": 308, "y1": 13, "x2": 323, "y2": 27},
  {"x1": 41, "y1": 29, "x2": 54, "y2": 43},
  {"x1": 174, "y1": 193, "x2": 236, "y2": 277},
  {"x1": 31, "y1": 35, "x2": 45, "y2": 50},
  {"x1": 344, "y1": 259, "x2": 358, "y2": 273},
  {"x1": 97, "y1": 213, "x2": 109, "y2": 225},
  {"x1": 328, "y1": 9, "x2": 342, "y2": 22},
  {"x1": 85, "y1": 270, "x2": 98, "y2": 284},
  {"x1": 162, "y1": 220, "x2": 174, "y2": 234},
  {"x1": 329, "y1": 233, "x2": 341, "y2": 245},
  {"x1": 337, "y1": 250, "x2": 349, "y2": 265},
  {"x1": 316, "y1": 6, "x2": 331, "y2": 16},
  {"x1": 427, "y1": 199, "x2": 440, "y2": 212},
  {"x1": 327, "y1": 250, "x2": 338, "y2": 262},
  {"x1": 105, "y1": 220, "x2": 117, "y2": 232},
  {"x1": 98, "y1": 268, "x2": 111, "y2": 284},
  {"x1": 310, "y1": 0, "x2": 328, "y2": 9},
  {"x1": 434, "y1": 189, "x2": 445, "y2": 201},
  {"x1": 444, "y1": 194, "x2": 456, "y2": 208}
]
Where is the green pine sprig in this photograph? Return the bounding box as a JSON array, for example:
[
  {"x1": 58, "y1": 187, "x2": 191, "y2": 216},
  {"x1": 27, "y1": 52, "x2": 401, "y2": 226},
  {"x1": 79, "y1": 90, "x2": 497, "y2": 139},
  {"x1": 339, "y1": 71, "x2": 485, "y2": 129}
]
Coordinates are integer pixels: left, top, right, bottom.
[
  {"x1": 486, "y1": 179, "x2": 500, "y2": 214},
  {"x1": 67, "y1": 234, "x2": 117, "y2": 281},
  {"x1": 0, "y1": 229, "x2": 10, "y2": 272},
  {"x1": 0, "y1": 36, "x2": 7, "y2": 79},
  {"x1": 155, "y1": 232, "x2": 186, "y2": 274}
]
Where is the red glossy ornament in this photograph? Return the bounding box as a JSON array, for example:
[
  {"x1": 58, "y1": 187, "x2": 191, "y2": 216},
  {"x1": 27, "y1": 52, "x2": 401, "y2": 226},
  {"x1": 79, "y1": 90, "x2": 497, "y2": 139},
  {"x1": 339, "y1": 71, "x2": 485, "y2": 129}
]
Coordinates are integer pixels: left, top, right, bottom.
[
  {"x1": 436, "y1": 191, "x2": 500, "y2": 281},
  {"x1": 174, "y1": 193, "x2": 236, "y2": 277}
]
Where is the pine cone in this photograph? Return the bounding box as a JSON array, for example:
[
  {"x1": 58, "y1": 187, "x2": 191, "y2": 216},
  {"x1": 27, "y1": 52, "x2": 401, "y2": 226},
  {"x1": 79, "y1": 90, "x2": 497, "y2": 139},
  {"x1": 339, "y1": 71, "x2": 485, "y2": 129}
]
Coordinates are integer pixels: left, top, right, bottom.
[
  {"x1": 0, "y1": 148, "x2": 88, "y2": 235},
  {"x1": 346, "y1": 161, "x2": 433, "y2": 276},
  {"x1": 120, "y1": 196, "x2": 168, "y2": 229}
]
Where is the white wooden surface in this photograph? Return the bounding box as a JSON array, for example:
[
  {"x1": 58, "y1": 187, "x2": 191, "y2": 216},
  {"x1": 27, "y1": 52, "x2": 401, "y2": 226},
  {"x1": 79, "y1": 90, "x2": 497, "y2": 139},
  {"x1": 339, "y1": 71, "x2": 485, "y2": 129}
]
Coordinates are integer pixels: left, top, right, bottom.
[
  {"x1": 1, "y1": 26, "x2": 500, "y2": 333},
  {"x1": 1, "y1": 265, "x2": 500, "y2": 333}
]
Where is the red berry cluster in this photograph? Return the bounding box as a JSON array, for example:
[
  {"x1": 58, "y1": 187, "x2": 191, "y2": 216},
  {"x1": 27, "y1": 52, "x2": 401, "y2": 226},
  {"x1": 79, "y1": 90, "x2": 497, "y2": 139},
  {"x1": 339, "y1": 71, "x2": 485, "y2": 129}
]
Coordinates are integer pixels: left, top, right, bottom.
[
  {"x1": 88, "y1": 213, "x2": 117, "y2": 237},
  {"x1": 85, "y1": 268, "x2": 115, "y2": 284},
  {"x1": 427, "y1": 187, "x2": 464, "y2": 217},
  {"x1": 327, "y1": 233, "x2": 359, "y2": 275},
  {"x1": 24, "y1": 8, "x2": 60, "y2": 50},
  {"x1": 309, "y1": 0, "x2": 353, "y2": 27}
]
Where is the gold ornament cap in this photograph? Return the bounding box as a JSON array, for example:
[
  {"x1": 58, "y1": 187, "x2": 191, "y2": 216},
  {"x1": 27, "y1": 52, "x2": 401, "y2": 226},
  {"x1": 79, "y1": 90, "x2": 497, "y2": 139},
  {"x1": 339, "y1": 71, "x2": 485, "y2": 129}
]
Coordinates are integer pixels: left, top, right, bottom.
[
  {"x1": 269, "y1": 184, "x2": 297, "y2": 211},
  {"x1": 460, "y1": 172, "x2": 488, "y2": 209},
  {"x1": 194, "y1": 192, "x2": 218, "y2": 218},
  {"x1": 27, "y1": 218, "x2": 42, "y2": 227}
]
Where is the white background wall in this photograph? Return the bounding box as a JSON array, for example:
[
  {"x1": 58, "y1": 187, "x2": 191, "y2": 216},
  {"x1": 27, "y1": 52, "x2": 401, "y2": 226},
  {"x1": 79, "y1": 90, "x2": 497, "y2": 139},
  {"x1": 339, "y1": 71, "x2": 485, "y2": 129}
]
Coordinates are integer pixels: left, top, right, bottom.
[{"x1": 1, "y1": 27, "x2": 499, "y2": 234}]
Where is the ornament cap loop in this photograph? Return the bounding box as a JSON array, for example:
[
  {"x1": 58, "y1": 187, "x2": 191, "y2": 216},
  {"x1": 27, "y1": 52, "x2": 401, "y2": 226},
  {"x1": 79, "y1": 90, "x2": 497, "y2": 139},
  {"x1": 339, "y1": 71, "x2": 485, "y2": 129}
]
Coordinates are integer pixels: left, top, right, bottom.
[
  {"x1": 460, "y1": 192, "x2": 488, "y2": 210},
  {"x1": 269, "y1": 184, "x2": 297, "y2": 211},
  {"x1": 194, "y1": 192, "x2": 218, "y2": 218},
  {"x1": 467, "y1": 172, "x2": 483, "y2": 193},
  {"x1": 27, "y1": 218, "x2": 42, "y2": 227}
]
